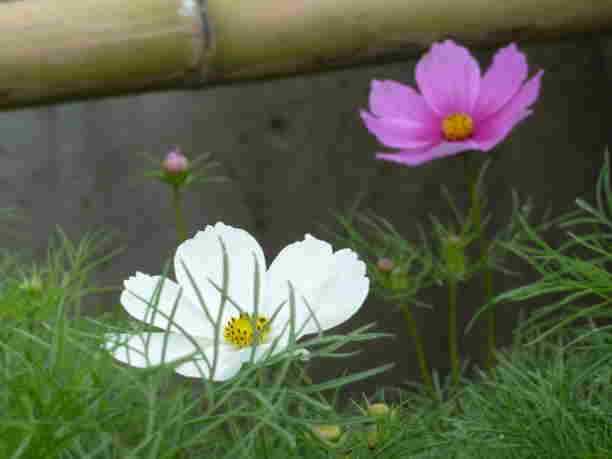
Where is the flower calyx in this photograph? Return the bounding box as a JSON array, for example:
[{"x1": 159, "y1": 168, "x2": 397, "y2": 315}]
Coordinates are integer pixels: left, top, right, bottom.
[
  {"x1": 440, "y1": 233, "x2": 470, "y2": 281},
  {"x1": 141, "y1": 148, "x2": 230, "y2": 190},
  {"x1": 376, "y1": 258, "x2": 411, "y2": 292}
]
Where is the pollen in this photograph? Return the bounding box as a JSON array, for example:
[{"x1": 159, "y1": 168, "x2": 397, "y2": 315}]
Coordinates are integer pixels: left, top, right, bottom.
[
  {"x1": 223, "y1": 313, "x2": 270, "y2": 349},
  {"x1": 442, "y1": 113, "x2": 474, "y2": 141}
]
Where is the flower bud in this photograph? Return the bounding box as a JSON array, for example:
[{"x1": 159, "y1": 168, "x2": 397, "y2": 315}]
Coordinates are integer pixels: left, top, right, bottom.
[
  {"x1": 367, "y1": 403, "x2": 390, "y2": 417},
  {"x1": 441, "y1": 233, "x2": 468, "y2": 280},
  {"x1": 163, "y1": 150, "x2": 189, "y2": 174},
  {"x1": 367, "y1": 429, "x2": 379, "y2": 449},
  {"x1": 377, "y1": 258, "x2": 395, "y2": 272},
  {"x1": 19, "y1": 269, "x2": 44, "y2": 296},
  {"x1": 367, "y1": 402, "x2": 398, "y2": 420},
  {"x1": 21, "y1": 279, "x2": 42, "y2": 294},
  {"x1": 310, "y1": 424, "x2": 342, "y2": 442},
  {"x1": 377, "y1": 258, "x2": 411, "y2": 292}
]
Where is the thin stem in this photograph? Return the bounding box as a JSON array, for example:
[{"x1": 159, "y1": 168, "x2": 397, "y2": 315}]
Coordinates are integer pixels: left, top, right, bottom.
[
  {"x1": 258, "y1": 366, "x2": 266, "y2": 386},
  {"x1": 448, "y1": 278, "x2": 460, "y2": 386},
  {"x1": 483, "y1": 251, "x2": 496, "y2": 369},
  {"x1": 171, "y1": 184, "x2": 187, "y2": 245},
  {"x1": 467, "y1": 162, "x2": 496, "y2": 370},
  {"x1": 259, "y1": 427, "x2": 270, "y2": 459},
  {"x1": 399, "y1": 303, "x2": 437, "y2": 400},
  {"x1": 253, "y1": 367, "x2": 271, "y2": 458},
  {"x1": 223, "y1": 414, "x2": 244, "y2": 448}
]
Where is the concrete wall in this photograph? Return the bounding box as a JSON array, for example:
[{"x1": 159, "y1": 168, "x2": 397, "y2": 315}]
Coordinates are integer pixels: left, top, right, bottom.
[{"x1": 1, "y1": 33, "x2": 611, "y2": 403}]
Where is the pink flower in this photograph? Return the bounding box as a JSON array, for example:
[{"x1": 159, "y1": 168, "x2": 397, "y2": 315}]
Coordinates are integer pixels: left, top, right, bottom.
[
  {"x1": 360, "y1": 40, "x2": 544, "y2": 166},
  {"x1": 163, "y1": 150, "x2": 189, "y2": 174}
]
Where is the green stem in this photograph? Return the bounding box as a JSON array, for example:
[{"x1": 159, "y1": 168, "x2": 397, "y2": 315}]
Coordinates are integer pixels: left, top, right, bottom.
[
  {"x1": 259, "y1": 429, "x2": 270, "y2": 459},
  {"x1": 224, "y1": 415, "x2": 243, "y2": 448},
  {"x1": 399, "y1": 303, "x2": 437, "y2": 400},
  {"x1": 171, "y1": 184, "x2": 187, "y2": 245},
  {"x1": 467, "y1": 162, "x2": 496, "y2": 370},
  {"x1": 483, "y1": 251, "x2": 495, "y2": 369},
  {"x1": 448, "y1": 278, "x2": 460, "y2": 386},
  {"x1": 255, "y1": 367, "x2": 271, "y2": 458}
]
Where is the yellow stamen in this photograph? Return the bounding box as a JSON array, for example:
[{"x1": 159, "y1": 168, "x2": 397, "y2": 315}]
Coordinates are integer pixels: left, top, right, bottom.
[
  {"x1": 223, "y1": 313, "x2": 270, "y2": 348},
  {"x1": 442, "y1": 113, "x2": 474, "y2": 141}
]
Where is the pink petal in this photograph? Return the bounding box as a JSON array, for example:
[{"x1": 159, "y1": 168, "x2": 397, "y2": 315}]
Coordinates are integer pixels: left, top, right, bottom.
[
  {"x1": 473, "y1": 109, "x2": 533, "y2": 152},
  {"x1": 415, "y1": 40, "x2": 481, "y2": 116},
  {"x1": 473, "y1": 43, "x2": 529, "y2": 123},
  {"x1": 375, "y1": 140, "x2": 479, "y2": 166},
  {"x1": 360, "y1": 110, "x2": 440, "y2": 149},
  {"x1": 368, "y1": 79, "x2": 438, "y2": 124},
  {"x1": 473, "y1": 69, "x2": 543, "y2": 151}
]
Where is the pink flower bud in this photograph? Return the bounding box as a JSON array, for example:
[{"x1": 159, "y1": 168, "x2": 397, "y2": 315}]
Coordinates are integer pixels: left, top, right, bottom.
[
  {"x1": 377, "y1": 258, "x2": 395, "y2": 272},
  {"x1": 163, "y1": 151, "x2": 189, "y2": 174}
]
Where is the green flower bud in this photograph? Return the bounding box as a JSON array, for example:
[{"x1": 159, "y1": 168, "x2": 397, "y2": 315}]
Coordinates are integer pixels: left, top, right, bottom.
[
  {"x1": 441, "y1": 233, "x2": 468, "y2": 280},
  {"x1": 310, "y1": 424, "x2": 342, "y2": 443},
  {"x1": 367, "y1": 403, "x2": 389, "y2": 417},
  {"x1": 19, "y1": 269, "x2": 44, "y2": 296},
  {"x1": 367, "y1": 429, "x2": 379, "y2": 449}
]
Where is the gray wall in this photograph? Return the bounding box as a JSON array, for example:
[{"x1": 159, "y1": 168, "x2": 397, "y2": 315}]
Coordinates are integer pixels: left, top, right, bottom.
[{"x1": 1, "y1": 33, "x2": 611, "y2": 404}]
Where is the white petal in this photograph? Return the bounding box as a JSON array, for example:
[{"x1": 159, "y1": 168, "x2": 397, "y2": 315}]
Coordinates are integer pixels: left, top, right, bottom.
[
  {"x1": 265, "y1": 235, "x2": 369, "y2": 336},
  {"x1": 174, "y1": 223, "x2": 267, "y2": 329},
  {"x1": 175, "y1": 333, "x2": 291, "y2": 381},
  {"x1": 120, "y1": 272, "x2": 214, "y2": 337},
  {"x1": 300, "y1": 248, "x2": 369, "y2": 334},
  {"x1": 105, "y1": 332, "x2": 211, "y2": 369},
  {"x1": 264, "y1": 235, "x2": 330, "y2": 332},
  {"x1": 267, "y1": 235, "x2": 334, "y2": 298},
  {"x1": 173, "y1": 342, "x2": 245, "y2": 380}
]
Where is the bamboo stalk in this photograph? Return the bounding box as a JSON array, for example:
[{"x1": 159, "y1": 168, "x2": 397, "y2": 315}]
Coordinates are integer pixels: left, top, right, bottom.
[
  {"x1": 1, "y1": 0, "x2": 611, "y2": 109},
  {"x1": 0, "y1": 0, "x2": 212, "y2": 107},
  {"x1": 205, "y1": 0, "x2": 612, "y2": 81}
]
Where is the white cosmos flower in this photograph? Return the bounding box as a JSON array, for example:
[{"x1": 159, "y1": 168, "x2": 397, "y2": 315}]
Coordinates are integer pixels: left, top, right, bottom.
[{"x1": 104, "y1": 222, "x2": 369, "y2": 381}]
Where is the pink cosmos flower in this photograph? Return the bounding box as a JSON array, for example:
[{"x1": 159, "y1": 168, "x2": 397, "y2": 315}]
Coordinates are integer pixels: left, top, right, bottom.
[{"x1": 360, "y1": 40, "x2": 544, "y2": 166}]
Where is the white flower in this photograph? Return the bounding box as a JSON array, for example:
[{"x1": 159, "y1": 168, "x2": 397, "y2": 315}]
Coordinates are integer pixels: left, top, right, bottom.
[{"x1": 104, "y1": 222, "x2": 369, "y2": 381}]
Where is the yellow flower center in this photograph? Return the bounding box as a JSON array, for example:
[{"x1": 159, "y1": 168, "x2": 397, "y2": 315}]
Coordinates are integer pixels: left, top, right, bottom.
[
  {"x1": 442, "y1": 113, "x2": 474, "y2": 141},
  {"x1": 223, "y1": 313, "x2": 270, "y2": 349}
]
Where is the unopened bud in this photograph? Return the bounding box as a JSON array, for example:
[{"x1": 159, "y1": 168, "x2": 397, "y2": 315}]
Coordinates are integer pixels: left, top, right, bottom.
[
  {"x1": 377, "y1": 258, "x2": 395, "y2": 272},
  {"x1": 367, "y1": 403, "x2": 390, "y2": 417},
  {"x1": 163, "y1": 150, "x2": 189, "y2": 174},
  {"x1": 367, "y1": 429, "x2": 379, "y2": 449},
  {"x1": 441, "y1": 233, "x2": 468, "y2": 279},
  {"x1": 367, "y1": 402, "x2": 398, "y2": 420},
  {"x1": 20, "y1": 278, "x2": 43, "y2": 295},
  {"x1": 19, "y1": 269, "x2": 44, "y2": 296},
  {"x1": 310, "y1": 424, "x2": 342, "y2": 442}
]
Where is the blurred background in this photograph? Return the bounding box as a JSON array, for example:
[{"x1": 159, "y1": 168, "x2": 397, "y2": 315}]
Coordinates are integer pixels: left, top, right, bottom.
[{"x1": 0, "y1": 32, "x2": 611, "y2": 406}]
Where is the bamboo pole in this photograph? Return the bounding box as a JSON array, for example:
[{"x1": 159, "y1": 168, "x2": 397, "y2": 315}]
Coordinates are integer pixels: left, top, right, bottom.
[
  {"x1": 0, "y1": 0, "x2": 212, "y2": 108},
  {"x1": 1, "y1": 0, "x2": 611, "y2": 109},
  {"x1": 206, "y1": 0, "x2": 612, "y2": 81}
]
